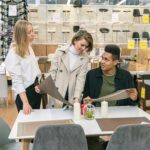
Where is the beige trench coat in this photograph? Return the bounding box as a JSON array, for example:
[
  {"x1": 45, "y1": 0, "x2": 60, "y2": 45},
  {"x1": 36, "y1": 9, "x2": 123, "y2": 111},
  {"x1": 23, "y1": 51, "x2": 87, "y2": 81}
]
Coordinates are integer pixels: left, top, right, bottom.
[{"x1": 49, "y1": 46, "x2": 89, "y2": 105}]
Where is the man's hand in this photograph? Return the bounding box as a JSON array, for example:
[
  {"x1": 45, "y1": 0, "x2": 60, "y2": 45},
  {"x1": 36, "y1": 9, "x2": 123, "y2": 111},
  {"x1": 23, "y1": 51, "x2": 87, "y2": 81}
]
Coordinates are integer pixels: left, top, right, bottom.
[{"x1": 127, "y1": 88, "x2": 138, "y2": 101}]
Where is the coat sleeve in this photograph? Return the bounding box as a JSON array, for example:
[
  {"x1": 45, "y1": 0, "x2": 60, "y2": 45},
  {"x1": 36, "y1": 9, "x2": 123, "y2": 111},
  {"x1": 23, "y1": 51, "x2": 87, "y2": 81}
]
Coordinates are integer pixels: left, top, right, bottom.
[
  {"x1": 82, "y1": 70, "x2": 90, "y2": 99},
  {"x1": 48, "y1": 49, "x2": 63, "y2": 81},
  {"x1": 73, "y1": 58, "x2": 89, "y2": 100}
]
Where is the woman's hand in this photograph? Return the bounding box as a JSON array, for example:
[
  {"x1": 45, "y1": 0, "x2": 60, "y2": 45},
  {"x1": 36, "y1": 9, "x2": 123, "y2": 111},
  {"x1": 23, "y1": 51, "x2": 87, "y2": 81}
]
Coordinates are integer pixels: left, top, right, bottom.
[
  {"x1": 35, "y1": 86, "x2": 41, "y2": 93},
  {"x1": 83, "y1": 96, "x2": 92, "y2": 104},
  {"x1": 23, "y1": 102, "x2": 33, "y2": 114},
  {"x1": 73, "y1": 97, "x2": 79, "y2": 103}
]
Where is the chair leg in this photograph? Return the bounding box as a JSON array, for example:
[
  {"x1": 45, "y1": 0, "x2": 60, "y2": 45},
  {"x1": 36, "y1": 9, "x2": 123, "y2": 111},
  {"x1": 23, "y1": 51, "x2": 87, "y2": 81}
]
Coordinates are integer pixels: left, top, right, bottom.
[
  {"x1": 3, "y1": 97, "x2": 8, "y2": 109},
  {"x1": 142, "y1": 98, "x2": 146, "y2": 111},
  {"x1": 9, "y1": 89, "x2": 13, "y2": 105},
  {"x1": 21, "y1": 139, "x2": 31, "y2": 150}
]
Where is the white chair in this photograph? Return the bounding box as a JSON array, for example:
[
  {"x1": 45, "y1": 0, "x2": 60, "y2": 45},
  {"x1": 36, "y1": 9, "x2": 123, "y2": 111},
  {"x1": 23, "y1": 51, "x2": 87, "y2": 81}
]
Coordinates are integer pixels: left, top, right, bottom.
[{"x1": 0, "y1": 63, "x2": 13, "y2": 108}]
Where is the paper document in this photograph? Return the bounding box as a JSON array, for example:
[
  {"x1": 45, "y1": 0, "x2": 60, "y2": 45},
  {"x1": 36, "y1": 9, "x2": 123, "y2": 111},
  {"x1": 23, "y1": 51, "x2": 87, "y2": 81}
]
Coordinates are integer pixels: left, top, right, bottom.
[
  {"x1": 38, "y1": 75, "x2": 73, "y2": 106},
  {"x1": 93, "y1": 89, "x2": 130, "y2": 102}
]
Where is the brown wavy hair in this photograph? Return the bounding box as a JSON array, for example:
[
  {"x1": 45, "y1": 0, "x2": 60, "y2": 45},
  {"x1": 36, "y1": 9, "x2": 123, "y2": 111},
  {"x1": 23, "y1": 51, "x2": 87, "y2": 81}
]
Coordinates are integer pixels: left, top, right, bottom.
[{"x1": 71, "y1": 30, "x2": 93, "y2": 52}]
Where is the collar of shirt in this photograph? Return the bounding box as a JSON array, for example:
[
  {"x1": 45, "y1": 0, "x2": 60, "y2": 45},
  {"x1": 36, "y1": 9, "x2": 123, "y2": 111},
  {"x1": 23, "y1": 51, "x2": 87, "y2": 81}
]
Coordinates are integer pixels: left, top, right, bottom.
[{"x1": 69, "y1": 45, "x2": 80, "y2": 55}]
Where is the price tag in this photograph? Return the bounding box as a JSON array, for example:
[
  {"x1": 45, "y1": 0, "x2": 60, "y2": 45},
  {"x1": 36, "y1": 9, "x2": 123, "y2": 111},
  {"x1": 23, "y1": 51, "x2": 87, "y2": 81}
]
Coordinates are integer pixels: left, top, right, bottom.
[
  {"x1": 112, "y1": 13, "x2": 119, "y2": 22},
  {"x1": 141, "y1": 87, "x2": 145, "y2": 99},
  {"x1": 0, "y1": 64, "x2": 5, "y2": 75},
  {"x1": 142, "y1": 15, "x2": 149, "y2": 24},
  {"x1": 8, "y1": 5, "x2": 17, "y2": 17},
  {"x1": 139, "y1": 40, "x2": 147, "y2": 49},
  {"x1": 52, "y1": 12, "x2": 60, "y2": 23},
  {"x1": 128, "y1": 40, "x2": 135, "y2": 49}
]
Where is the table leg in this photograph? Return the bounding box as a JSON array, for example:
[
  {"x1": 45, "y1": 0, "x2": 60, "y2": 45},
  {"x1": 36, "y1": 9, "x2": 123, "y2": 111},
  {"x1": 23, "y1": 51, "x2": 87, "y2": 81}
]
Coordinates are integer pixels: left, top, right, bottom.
[
  {"x1": 21, "y1": 139, "x2": 31, "y2": 150},
  {"x1": 6, "y1": 97, "x2": 8, "y2": 108},
  {"x1": 9, "y1": 89, "x2": 14, "y2": 104}
]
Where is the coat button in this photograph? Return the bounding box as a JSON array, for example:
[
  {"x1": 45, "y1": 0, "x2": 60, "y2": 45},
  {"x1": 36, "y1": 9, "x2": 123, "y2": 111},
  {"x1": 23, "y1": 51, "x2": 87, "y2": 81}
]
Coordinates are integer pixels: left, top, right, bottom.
[{"x1": 59, "y1": 70, "x2": 63, "y2": 72}]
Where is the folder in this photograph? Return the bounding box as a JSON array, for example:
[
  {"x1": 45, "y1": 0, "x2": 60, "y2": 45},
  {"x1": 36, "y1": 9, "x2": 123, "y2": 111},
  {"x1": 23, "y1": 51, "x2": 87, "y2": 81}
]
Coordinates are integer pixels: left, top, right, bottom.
[
  {"x1": 92, "y1": 89, "x2": 131, "y2": 102},
  {"x1": 38, "y1": 75, "x2": 73, "y2": 106}
]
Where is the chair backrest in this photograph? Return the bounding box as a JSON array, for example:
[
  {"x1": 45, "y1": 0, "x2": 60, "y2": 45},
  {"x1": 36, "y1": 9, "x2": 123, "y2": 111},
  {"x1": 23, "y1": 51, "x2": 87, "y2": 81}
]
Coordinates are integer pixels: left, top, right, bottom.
[
  {"x1": 133, "y1": 9, "x2": 141, "y2": 17},
  {"x1": 0, "y1": 117, "x2": 15, "y2": 146},
  {"x1": 142, "y1": 32, "x2": 150, "y2": 40},
  {"x1": 143, "y1": 9, "x2": 150, "y2": 15},
  {"x1": 32, "y1": 124, "x2": 88, "y2": 150},
  {"x1": 106, "y1": 124, "x2": 150, "y2": 150},
  {"x1": 0, "y1": 74, "x2": 8, "y2": 98},
  {"x1": 99, "y1": 28, "x2": 109, "y2": 33},
  {"x1": 132, "y1": 32, "x2": 140, "y2": 39}
]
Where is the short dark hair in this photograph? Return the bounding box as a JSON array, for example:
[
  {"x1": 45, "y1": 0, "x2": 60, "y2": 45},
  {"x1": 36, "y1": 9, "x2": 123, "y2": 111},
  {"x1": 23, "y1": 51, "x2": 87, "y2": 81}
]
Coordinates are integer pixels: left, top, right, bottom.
[
  {"x1": 104, "y1": 44, "x2": 120, "y2": 60},
  {"x1": 71, "y1": 30, "x2": 93, "y2": 52}
]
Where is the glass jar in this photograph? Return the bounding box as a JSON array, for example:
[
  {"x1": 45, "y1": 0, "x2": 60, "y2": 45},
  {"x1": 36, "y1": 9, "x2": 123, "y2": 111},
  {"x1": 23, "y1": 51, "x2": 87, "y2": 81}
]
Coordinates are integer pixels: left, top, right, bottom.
[{"x1": 83, "y1": 103, "x2": 95, "y2": 119}]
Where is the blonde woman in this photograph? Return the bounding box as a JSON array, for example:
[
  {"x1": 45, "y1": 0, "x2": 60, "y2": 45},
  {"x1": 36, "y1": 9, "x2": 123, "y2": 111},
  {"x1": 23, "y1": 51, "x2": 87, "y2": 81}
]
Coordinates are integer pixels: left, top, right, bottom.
[
  {"x1": 5, "y1": 20, "x2": 41, "y2": 114},
  {"x1": 36, "y1": 30, "x2": 93, "y2": 106}
]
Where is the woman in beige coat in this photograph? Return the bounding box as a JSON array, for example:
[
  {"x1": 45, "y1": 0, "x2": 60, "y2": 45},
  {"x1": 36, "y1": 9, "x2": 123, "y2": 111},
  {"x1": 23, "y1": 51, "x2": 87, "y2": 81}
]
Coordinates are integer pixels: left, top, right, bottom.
[{"x1": 36, "y1": 30, "x2": 93, "y2": 106}]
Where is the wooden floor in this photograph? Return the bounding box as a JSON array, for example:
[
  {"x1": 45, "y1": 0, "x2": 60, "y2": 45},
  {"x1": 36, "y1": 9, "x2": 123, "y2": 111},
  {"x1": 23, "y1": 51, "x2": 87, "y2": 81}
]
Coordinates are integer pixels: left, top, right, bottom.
[{"x1": 0, "y1": 99, "x2": 17, "y2": 128}]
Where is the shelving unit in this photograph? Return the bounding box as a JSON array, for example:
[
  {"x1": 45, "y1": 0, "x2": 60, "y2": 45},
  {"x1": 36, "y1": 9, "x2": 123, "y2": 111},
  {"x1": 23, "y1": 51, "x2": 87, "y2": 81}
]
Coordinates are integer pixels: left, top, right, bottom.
[
  {"x1": 0, "y1": 2, "x2": 2, "y2": 62},
  {"x1": 0, "y1": 0, "x2": 28, "y2": 61},
  {"x1": 28, "y1": 4, "x2": 150, "y2": 46},
  {"x1": 27, "y1": 4, "x2": 150, "y2": 72}
]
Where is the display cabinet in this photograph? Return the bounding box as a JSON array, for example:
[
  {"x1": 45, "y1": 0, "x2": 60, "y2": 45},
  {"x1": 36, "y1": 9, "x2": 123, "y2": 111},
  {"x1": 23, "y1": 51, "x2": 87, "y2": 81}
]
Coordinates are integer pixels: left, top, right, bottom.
[
  {"x1": 28, "y1": 4, "x2": 150, "y2": 72},
  {"x1": 0, "y1": 0, "x2": 28, "y2": 61}
]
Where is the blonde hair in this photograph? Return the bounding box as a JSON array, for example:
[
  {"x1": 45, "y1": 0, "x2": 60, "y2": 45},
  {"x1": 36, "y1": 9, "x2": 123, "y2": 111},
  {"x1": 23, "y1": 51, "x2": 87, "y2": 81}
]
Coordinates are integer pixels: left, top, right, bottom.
[{"x1": 13, "y1": 20, "x2": 32, "y2": 57}]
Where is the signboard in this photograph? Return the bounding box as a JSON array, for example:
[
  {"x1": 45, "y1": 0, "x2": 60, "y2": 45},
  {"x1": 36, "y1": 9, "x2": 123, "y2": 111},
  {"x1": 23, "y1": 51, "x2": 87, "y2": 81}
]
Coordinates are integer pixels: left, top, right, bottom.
[
  {"x1": 142, "y1": 15, "x2": 149, "y2": 24},
  {"x1": 140, "y1": 40, "x2": 148, "y2": 49},
  {"x1": 128, "y1": 40, "x2": 135, "y2": 49}
]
